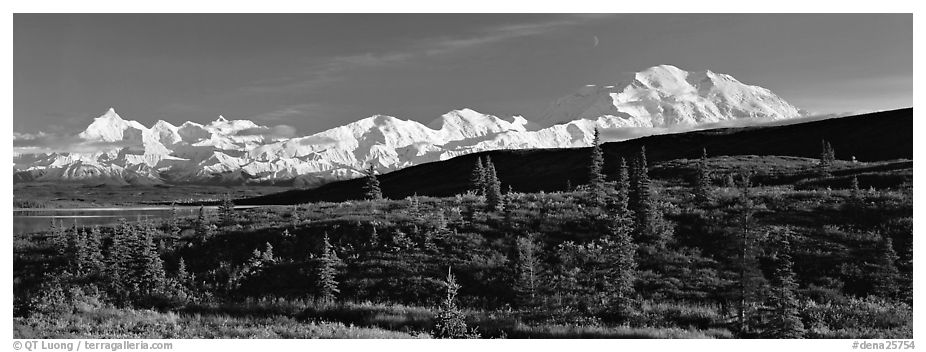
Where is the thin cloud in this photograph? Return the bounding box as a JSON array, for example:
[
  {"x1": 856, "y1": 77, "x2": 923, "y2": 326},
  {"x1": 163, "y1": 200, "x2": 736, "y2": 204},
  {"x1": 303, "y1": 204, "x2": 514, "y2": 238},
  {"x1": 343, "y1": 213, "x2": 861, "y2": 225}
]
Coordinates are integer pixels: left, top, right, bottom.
[
  {"x1": 242, "y1": 14, "x2": 613, "y2": 94},
  {"x1": 14, "y1": 132, "x2": 143, "y2": 155},
  {"x1": 234, "y1": 125, "x2": 298, "y2": 139}
]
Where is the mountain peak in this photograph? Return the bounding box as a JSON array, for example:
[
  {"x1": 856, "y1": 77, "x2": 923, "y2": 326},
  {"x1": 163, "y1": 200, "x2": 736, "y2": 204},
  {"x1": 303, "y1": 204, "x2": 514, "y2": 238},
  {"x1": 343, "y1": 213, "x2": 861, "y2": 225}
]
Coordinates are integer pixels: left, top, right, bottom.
[
  {"x1": 539, "y1": 65, "x2": 802, "y2": 127},
  {"x1": 216, "y1": 115, "x2": 228, "y2": 123},
  {"x1": 99, "y1": 107, "x2": 124, "y2": 121}
]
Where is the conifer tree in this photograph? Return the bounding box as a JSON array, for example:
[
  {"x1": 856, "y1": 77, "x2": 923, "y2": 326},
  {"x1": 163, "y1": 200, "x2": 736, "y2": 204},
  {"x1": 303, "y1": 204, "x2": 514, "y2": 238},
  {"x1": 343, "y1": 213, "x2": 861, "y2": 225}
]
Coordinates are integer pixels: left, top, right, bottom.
[
  {"x1": 363, "y1": 164, "x2": 384, "y2": 200},
  {"x1": 818, "y1": 139, "x2": 836, "y2": 176},
  {"x1": 587, "y1": 128, "x2": 606, "y2": 206},
  {"x1": 85, "y1": 226, "x2": 105, "y2": 272},
  {"x1": 513, "y1": 235, "x2": 542, "y2": 307},
  {"x1": 735, "y1": 172, "x2": 764, "y2": 335},
  {"x1": 872, "y1": 235, "x2": 901, "y2": 298},
  {"x1": 433, "y1": 268, "x2": 477, "y2": 338},
  {"x1": 49, "y1": 219, "x2": 68, "y2": 256},
  {"x1": 369, "y1": 224, "x2": 380, "y2": 248},
  {"x1": 106, "y1": 219, "x2": 135, "y2": 286},
  {"x1": 167, "y1": 202, "x2": 181, "y2": 237},
  {"x1": 469, "y1": 157, "x2": 487, "y2": 196},
  {"x1": 73, "y1": 227, "x2": 91, "y2": 274},
  {"x1": 133, "y1": 222, "x2": 167, "y2": 295},
  {"x1": 315, "y1": 233, "x2": 340, "y2": 301},
  {"x1": 694, "y1": 148, "x2": 712, "y2": 204},
  {"x1": 762, "y1": 230, "x2": 805, "y2": 338},
  {"x1": 291, "y1": 204, "x2": 301, "y2": 227},
  {"x1": 261, "y1": 242, "x2": 276, "y2": 263},
  {"x1": 218, "y1": 193, "x2": 236, "y2": 227},
  {"x1": 484, "y1": 156, "x2": 503, "y2": 211},
  {"x1": 602, "y1": 217, "x2": 637, "y2": 319},
  {"x1": 176, "y1": 257, "x2": 191, "y2": 285},
  {"x1": 613, "y1": 157, "x2": 634, "y2": 229},
  {"x1": 848, "y1": 175, "x2": 863, "y2": 209},
  {"x1": 194, "y1": 206, "x2": 212, "y2": 242},
  {"x1": 630, "y1": 147, "x2": 670, "y2": 248}
]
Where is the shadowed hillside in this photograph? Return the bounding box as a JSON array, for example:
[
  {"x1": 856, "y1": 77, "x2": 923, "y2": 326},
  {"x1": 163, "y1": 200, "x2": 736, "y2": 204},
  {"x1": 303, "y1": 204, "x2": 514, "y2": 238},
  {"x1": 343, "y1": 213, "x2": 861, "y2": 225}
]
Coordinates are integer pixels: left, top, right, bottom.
[{"x1": 241, "y1": 108, "x2": 912, "y2": 205}]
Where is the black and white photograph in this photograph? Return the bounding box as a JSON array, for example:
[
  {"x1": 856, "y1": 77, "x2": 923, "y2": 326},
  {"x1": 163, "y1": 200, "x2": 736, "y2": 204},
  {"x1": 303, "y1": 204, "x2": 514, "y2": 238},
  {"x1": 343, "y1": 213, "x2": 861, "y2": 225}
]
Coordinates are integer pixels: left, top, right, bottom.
[{"x1": 7, "y1": 4, "x2": 918, "y2": 345}]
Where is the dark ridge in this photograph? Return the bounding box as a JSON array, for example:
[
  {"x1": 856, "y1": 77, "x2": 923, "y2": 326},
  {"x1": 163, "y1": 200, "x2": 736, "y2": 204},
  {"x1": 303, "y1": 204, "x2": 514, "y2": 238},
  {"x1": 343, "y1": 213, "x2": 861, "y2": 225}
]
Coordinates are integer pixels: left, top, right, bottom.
[{"x1": 239, "y1": 108, "x2": 912, "y2": 205}]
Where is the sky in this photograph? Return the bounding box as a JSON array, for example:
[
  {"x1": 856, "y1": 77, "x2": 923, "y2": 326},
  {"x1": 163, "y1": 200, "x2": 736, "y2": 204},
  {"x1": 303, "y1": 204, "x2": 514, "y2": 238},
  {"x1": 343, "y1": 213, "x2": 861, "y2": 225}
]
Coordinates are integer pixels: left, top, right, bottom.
[{"x1": 14, "y1": 13, "x2": 913, "y2": 135}]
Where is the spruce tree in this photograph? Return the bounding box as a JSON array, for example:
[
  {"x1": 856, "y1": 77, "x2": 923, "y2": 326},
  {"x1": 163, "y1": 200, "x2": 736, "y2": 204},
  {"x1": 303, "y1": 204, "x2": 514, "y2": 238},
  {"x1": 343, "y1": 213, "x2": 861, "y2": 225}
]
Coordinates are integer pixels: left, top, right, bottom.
[
  {"x1": 167, "y1": 202, "x2": 181, "y2": 237},
  {"x1": 484, "y1": 156, "x2": 503, "y2": 211},
  {"x1": 848, "y1": 175, "x2": 863, "y2": 209},
  {"x1": 763, "y1": 231, "x2": 805, "y2": 338},
  {"x1": 513, "y1": 235, "x2": 542, "y2": 307},
  {"x1": 106, "y1": 219, "x2": 135, "y2": 287},
  {"x1": 630, "y1": 148, "x2": 669, "y2": 248},
  {"x1": 49, "y1": 219, "x2": 68, "y2": 256},
  {"x1": 291, "y1": 204, "x2": 301, "y2": 227},
  {"x1": 433, "y1": 268, "x2": 476, "y2": 338},
  {"x1": 735, "y1": 172, "x2": 764, "y2": 335},
  {"x1": 613, "y1": 157, "x2": 634, "y2": 231},
  {"x1": 469, "y1": 157, "x2": 487, "y2": 196},
  {"x1": 363, "y1": 164, "x2": 384, "y2": 200},
  {"x1": 176, "y1": 257, "x2": 191, "y2": 286},
  {"x1": 133, "y1": 222, "x2": 167, "y2": 295},
  {"x1": 261, "y1": 242, "x2": 276, "y2": 263},
  {"x1": 315, "y1": 233, "x2": 340, "y2": 301},
  {"x1": 694, "y1": 148, "x2": 712, "y2": 204},
  {"x1": 872, "y1": 235, "x2": 901, "y2": 298},
  {"x1": 587, "y1": 128, "x2": 606, "y2": 206},
  {"x1": 86, "y1": 226, "x2": 105, "y2": 273},
  {"x1": 602, "y1": 217, "x2": 637, "y2": 320},
  {"x1": 194, "y1": 206, "x2": 212, "y2": 242},
  {"x1": 818, "y1": 139, "x2": 836, "y2": 176},
  {"x1": 218, "y1": 193, "x2": 236, "y2": 227}
]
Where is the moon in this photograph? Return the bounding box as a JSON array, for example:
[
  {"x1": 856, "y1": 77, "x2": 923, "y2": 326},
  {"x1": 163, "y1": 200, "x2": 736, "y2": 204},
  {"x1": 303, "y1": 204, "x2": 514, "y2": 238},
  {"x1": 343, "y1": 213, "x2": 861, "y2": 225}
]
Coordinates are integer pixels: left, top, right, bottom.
[{"x1": 593, "y1": 35, "x2": 599, "y2": 47}]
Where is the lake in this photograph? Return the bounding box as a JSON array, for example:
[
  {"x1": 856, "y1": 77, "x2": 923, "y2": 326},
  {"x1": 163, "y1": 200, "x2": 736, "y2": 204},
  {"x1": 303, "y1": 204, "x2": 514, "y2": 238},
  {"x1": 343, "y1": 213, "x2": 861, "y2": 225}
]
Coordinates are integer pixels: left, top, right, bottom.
[{"x1": 13, "y1": 206, "x2": 259, "y2": 234}]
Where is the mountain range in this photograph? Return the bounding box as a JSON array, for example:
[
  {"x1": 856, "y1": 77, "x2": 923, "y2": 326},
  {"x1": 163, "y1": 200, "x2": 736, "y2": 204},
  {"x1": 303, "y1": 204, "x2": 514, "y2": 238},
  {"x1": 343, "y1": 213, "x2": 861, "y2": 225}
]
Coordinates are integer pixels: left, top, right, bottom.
[{"x1": 13, "y1": 65, "x2": 804, "y2": 187}]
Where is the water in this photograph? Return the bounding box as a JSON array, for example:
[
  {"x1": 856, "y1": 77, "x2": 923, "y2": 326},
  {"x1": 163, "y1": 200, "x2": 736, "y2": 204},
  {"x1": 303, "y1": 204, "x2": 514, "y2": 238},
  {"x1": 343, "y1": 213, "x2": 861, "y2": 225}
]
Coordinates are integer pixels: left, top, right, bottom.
[{"x1": 12, "y1": 206, "x2": 257, "y2": 235}]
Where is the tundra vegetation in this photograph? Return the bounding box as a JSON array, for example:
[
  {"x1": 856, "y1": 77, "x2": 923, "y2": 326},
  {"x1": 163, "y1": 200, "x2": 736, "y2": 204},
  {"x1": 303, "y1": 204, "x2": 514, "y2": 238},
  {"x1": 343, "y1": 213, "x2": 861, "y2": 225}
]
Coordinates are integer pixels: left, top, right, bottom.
[{"x1": 14, "y1": 135, "x2": 912, "y2": 339}]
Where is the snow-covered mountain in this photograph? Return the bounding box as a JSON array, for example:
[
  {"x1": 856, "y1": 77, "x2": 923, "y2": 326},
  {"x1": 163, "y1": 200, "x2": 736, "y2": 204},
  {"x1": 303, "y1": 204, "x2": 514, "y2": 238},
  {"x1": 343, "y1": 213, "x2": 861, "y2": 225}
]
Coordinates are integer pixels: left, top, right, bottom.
[
  {"x1": 539, "y1": 64, "x2": 802, "y2": 128},
  {"x1": 13, "y1": 65, "x2": 804, "y2": 187}
]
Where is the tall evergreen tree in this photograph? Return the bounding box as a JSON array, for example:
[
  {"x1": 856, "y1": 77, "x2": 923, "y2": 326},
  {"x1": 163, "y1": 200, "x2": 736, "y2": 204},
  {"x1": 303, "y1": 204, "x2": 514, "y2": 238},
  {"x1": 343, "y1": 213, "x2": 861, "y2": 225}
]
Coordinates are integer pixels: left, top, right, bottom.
[
  {"x1": 194, "y1": 206, "x2": 212, "y2": 242},
  {"x1": 587, "y1": 128, "x2": 606, "y2": 206},
  {"x1": 363, "y1": 164, "x2": 384, "y2": 200},
  {"x1": 734, "y1": 172, "x2": 765, "y2": 335},
  {"x1": 630, "y1": 147, "x2": 670, "y2": 248},
  {"x1": 469, "y1": 157, "x2": 487, "y2": 196},
  {"x1": 484, "y1": 156, "x2": 503, "y2": 211},
  {"x1": 871, "y1": 234, "x2": 901, "y2": 298},
  {"x1": 176, "y1": 257, "x2": 191, "y2": 286},
  {"x1": 433, "y1": 268, "x2": 476, "y2": 338},
  {"x1": 513, "y1": 235, "x2": 542, "y2": 307},
  {"x1": 291, "y1": 204, "x2": 301, "y2": 227},
  {"x1": 315, "y1": 233, "x2": 340, "y2": 301},
  {"x1": 106, "y1": 219, "x2": 135, "y2": 288},
  {"x1": 602, "y1": 217, "x2": 638, "y2": 320},
  {"x1": 848, "y1": 175, "x2": 863, "y2": 209},
  {"x1": 218, "y1": 193, "x2": 236, "y2": 227},
  {"x1": 49, "y1": 218, "x2": 68, "y2": 256},
  {"x1": 133, "y1": 222, "x2": 167, "y2": 295},
  {"x1": 167, "y1": 202, "x2": 181, "y2": 237},
  {"x1": 762, "y1": 230, "x2": 805, "y2": 338},
  {"x1": 818, "y1": 139, "x2": 836, "y2": 176},
  {"x1": 612, "y1": 157, "x2": 634, "y2": 231},
  {"x1": 85, "y1": 226, "x2": 105, "y2": 272},
  {"x1": 694, "y1": 148, "x2": 712, "y2": 204}
]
